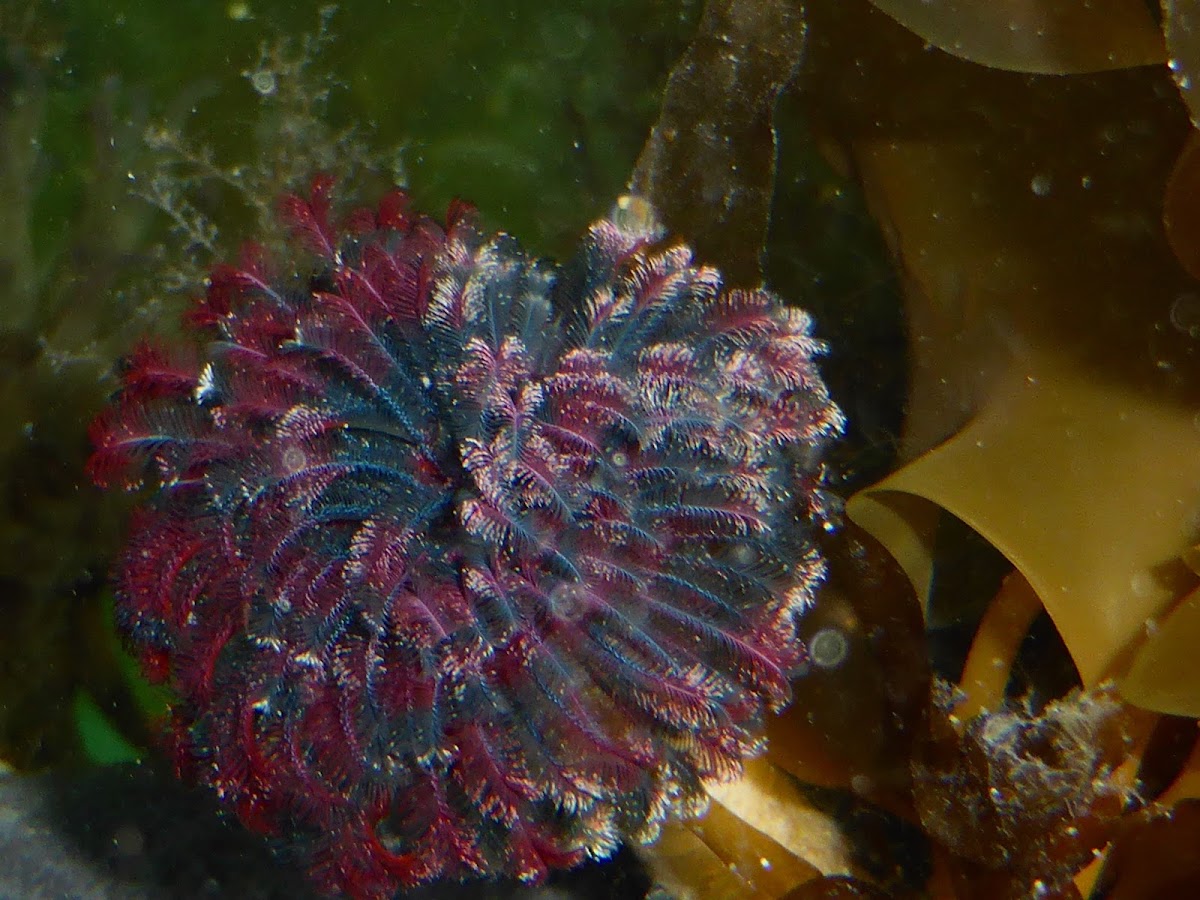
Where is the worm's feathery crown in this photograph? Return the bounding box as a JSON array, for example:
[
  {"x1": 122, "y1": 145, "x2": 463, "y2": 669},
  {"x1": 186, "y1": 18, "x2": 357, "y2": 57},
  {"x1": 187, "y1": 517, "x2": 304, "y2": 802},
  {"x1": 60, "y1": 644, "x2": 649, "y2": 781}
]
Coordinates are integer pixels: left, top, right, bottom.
[{"x1": 89, "y1": 178, "x2": 843, "y2": 898}]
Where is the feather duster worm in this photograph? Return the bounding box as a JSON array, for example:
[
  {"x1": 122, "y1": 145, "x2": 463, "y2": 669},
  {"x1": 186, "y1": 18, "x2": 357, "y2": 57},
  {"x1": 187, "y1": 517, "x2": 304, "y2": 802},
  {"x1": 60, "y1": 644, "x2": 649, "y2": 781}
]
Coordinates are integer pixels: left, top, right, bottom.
[{"x1": 89, "y1": 177, "x2": 843, "y2": 898}]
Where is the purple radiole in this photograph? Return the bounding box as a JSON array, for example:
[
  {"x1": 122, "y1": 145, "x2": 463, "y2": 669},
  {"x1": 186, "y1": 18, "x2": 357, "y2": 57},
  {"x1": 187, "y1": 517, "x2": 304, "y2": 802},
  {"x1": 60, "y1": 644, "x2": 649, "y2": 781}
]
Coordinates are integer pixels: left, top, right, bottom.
[{"x1": 89, "y1": 177, "x2": 843, "y2": 898}]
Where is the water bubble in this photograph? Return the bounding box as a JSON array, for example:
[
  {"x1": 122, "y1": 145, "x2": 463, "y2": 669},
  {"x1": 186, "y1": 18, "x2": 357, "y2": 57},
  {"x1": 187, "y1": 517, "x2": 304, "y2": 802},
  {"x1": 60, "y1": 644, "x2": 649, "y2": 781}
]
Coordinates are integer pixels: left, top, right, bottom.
[
  {"x1": 249, "y1": 69, "x2": 277, "y2": 96},
  {"x1": 539, "y1": 11, "x2": 592, "y2": 61},
  {"x1": 850, "y1": 773, "x2": 873, "y2": 795},
  {"x1": 808, "y1": 627, "x2": 849, "y2": 669},
  {"x1": 548, "y1": 582, "x2": 588, "y2": 618},
  {"x1": 730, "y1": 544, "x2": 756, "y2": 566},
  {"x1": 1029, "y1": 173, "x2": 1052, "y2": 197},
  {"x1": 282, "y1": 445, "x2": 306, "y2": 473},
  {"x1": 1129, "y1": 571, "x2": 1153, "y2": 598},
  {"x1": 1170, "y1": 292, "x2": 1200, "y2": 338},
  {"x1": 611, "y1": 195, "x2": 662, "y2": 238}
]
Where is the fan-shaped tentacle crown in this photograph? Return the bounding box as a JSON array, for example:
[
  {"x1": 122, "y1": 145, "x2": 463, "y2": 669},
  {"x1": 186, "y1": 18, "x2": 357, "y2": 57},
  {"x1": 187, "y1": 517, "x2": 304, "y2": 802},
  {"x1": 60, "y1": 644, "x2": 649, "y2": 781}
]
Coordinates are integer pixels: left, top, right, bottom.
[{"x1": 89, "y1": 176, "x2": 843, "y2": 898}]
